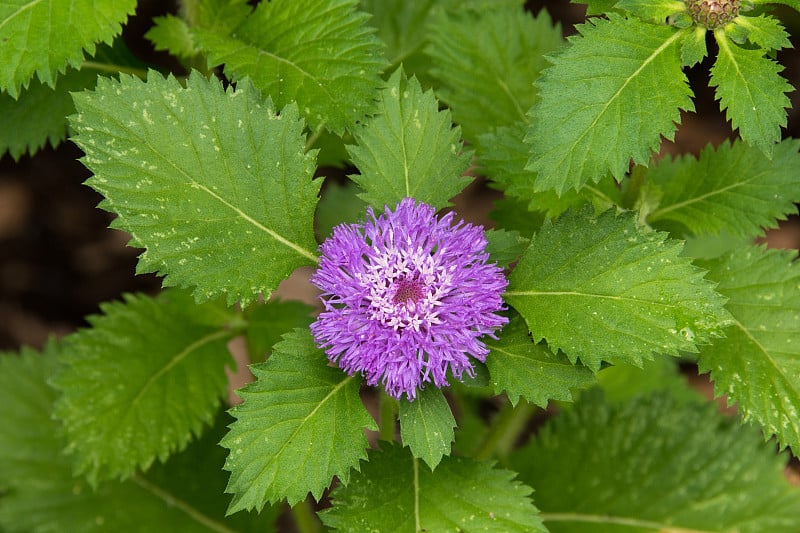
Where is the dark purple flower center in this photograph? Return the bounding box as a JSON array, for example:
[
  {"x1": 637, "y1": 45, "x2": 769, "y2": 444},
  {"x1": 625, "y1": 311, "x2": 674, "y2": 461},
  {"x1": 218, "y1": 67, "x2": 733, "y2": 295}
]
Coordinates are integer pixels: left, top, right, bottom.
[{"x1": 392, "y1": 278, "x2": 425, "y2": 304}]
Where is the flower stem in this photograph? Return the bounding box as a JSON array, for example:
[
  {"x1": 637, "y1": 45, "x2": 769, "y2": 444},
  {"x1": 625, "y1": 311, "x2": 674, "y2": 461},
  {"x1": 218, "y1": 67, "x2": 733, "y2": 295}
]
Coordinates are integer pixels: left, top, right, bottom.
[
  {"x1": 473, "y1": 398, "x2": 535, "y2": 461},
  {"x1": 379, "y1": 391, "x2": 398, "y2": 442},
  {"x1": 291, "y1": 499, "x2": 322, "y2": 533}
]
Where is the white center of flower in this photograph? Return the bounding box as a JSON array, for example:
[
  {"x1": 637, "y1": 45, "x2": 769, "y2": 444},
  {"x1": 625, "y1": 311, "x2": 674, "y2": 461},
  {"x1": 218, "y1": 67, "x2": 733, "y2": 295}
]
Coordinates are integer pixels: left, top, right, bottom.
[{"x1": 359, "y1": 241, "x2": 452, "y2": 332}]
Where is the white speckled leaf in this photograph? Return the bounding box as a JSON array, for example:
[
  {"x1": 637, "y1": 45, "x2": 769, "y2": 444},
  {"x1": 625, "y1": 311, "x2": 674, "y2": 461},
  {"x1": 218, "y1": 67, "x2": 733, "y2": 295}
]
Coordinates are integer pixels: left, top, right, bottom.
[{"x1": 70, "y1": 71, "x2": 320, "y2": 306}]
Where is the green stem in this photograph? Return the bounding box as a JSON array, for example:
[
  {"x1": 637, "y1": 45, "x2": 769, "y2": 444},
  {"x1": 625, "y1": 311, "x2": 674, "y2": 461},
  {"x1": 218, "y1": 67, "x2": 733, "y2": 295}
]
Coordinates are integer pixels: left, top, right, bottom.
[
  {"x1": 80, "y1": 61, "x2": 149, "y2": 79},
  {"x1": 379, "y1": 391, "x2": 398, "y2": 442},
  {"x1": 474, "y1": 398, "x2": 535, "y2": 461},
  {"x1": 291, "y1": 499, "x2": 322, "y2": 533},
  {"x1": 304, "y1": 123, "x2": 328, "y2": 153}
]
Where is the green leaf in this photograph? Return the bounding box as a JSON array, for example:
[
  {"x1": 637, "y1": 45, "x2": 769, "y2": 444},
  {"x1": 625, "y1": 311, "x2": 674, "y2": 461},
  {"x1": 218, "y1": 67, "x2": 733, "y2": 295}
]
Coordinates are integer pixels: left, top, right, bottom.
[
  {"x1": 0, "y1": 345, "x2": 63, "y2": 487},
  {"x1": 51, "y1": 290, "x2": 235, "y2": 484},
  {"x1": 193, "y1": 0, "x2": 385, "y2": 134},
  {"x1": 187, "y1": 0, "x2": 252, "y2": 33},
  {"x1": 0, "y1": 0, "x2": 135, "y2": 98},
  {"x1": 732, "y1": 14, "x2": 791, "y2": 51},
  {"x1": 681, "y1": 25, "x2": 708, "y2": 67},
  {"x1": 527, "y1": 14, "x2": 692, "y2": 194},
  {"x1": 647, "y1": 140, "x2": 800, "y2": 237},
  {"x1": 0, "y1": 67, "x2": 97, "y2": 160},
  {"x1": 711, "y1": 32, "x2": 792, "y2": 155},
  {"x1": 142, "y1": 411, "x2": 282, "y2": 533},
  {"x1": 222, "y1": 328, "x2": 376, "y2": 511},
  {"x1": 244, "y1": 299, "x2": 314, "y2": 361},
  {"x1": 145, "y1": 15, "x2": 196, "y2": 60},
  {"x1": 426, "y1": 6, "x2": 563, "y2": 143},
  {"x1": 347, "y1": 67, "x2": 472, "y2": 210},
  {"x1": 0, "y1": 346, "x2": 279, "y2": 533},
  {"x1": 505, "y1": 209, "x2": 731, "y2": 369},
  {"x1": 486, "y1": 313, "x2": 596, "y2": 406},
  {"x1": 1, "y1": 38, "x2": 145, "y2": 160},
  {"x1": 146, "y1": 0, "x2": 253, "y2": 60},
  {"x1": 360, "y1": 0, "x2": 524, "y2": 79},
  {"x1": 359, "y1": 0, "x2": 440, "y2": 81},
  {"x1": 478, "y1": 121, "x2": 618, "y2": 218},
  {"x1": 399, "y1": 387, "x2": 456, "y2": 470},
  {"x1": 512, "y1": 391, "x2": 800, "y2": 533},
  {"x1": 309, "y1": 129, "x2": 352, "y2": 168},
  {"x1": 485, "y1": 228, "x2": 530, "y2": 268},
  {"x1": 575, "y1": 0, "x2": 624, "y2": 15},
  {"x1": 615, "y1": 0, "x2": 686, "y2": 23},
  {"x1": 681, "y1": 230, "x2": 753, "y2": 260},
  {"x1": 699, "y1": 246, "x2": 800, "y2": 455},
  {"x1": 321, "y1": 443, "x2": 545, "y2": 533},
  {"x1": 646, "y1": 139, "x2": 800, "y2": 237},
  {"x1": 70, "y1": 71, "x2": 320, "y2": 306}
]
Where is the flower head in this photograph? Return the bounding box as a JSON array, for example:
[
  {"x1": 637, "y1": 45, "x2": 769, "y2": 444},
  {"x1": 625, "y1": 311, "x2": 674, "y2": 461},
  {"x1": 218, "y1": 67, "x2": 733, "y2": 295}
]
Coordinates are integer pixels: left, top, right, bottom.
[{"x1": 310, "y1": 198, "x2": 508, "y2": 400}]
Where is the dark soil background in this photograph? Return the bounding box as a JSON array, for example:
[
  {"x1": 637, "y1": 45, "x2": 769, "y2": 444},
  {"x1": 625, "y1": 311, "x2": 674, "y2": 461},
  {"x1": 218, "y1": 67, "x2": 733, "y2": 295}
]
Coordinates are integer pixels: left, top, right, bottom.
[{"x1": 1, "y1": 0, "x2": 800, "y2": 352}]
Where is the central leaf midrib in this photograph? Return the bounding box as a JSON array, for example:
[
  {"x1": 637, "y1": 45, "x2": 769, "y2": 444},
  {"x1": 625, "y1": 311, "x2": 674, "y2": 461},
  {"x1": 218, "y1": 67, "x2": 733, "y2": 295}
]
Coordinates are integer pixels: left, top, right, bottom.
[
  {"x1": 137, "y1": 129, "x2": 319, "y2": 263},
  {"x1": 244, "y1": 375, "x2": 354, "y2": 504},
  {"x1": 545, "y1": 27, "x2": 686, "y2": 172},
  {"x1": 0, "y1": 0, "x2": 45, "y2": 32},
  {"x1": 649, "y1": 172, "x2": 764, "y2": 221},
  {"x1": 505, "y1": 289, "x2": 682, "y2": 310},
  {"x1": 540, "y1": 511, "x2": 717, "y2": 532}
]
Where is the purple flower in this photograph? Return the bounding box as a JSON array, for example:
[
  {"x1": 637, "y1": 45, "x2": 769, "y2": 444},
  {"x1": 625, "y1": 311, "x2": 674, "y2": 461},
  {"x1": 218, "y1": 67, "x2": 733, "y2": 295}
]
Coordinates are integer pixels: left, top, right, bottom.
[{"x1": 310, "y1": 198, "x2": 508, "y2": 400}]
